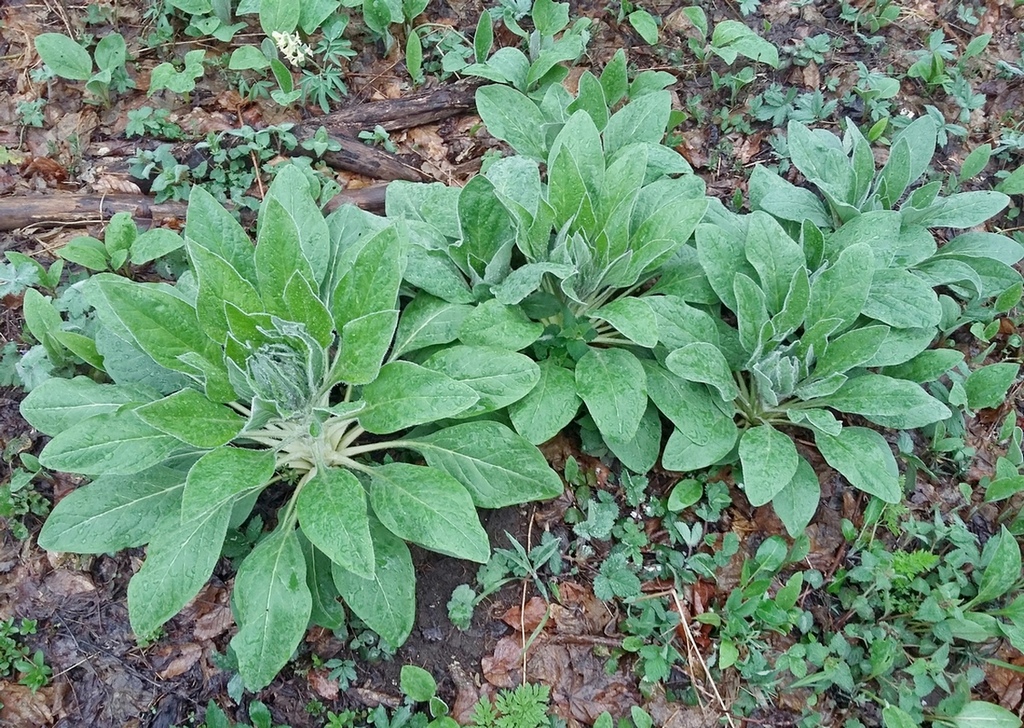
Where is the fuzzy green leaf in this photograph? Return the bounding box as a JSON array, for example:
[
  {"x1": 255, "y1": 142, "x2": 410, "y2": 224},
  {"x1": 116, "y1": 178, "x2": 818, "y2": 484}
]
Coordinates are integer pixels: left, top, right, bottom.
[
  {"x1": 815, "y1": 426, "x2": 900, "y2": 503},
  {"x1": 370, "y1": 463, "x2": 489, "y2": 562},
  {"x1": 232, "y1": 524, "x2": 311, "y2": 690},
  {"x1": 575, "y1": 347, "x2": 647, "y2": 443},
  {"x1": 38, "y1": 466, "x2": 185, "y2": 553},
  {"x1": 409, "y1": 421, "x2": 564, "y2": 508},
  {"x1": 297, "y1": 467, "x2": 374, "y2": 579},
  {"x1": 333, "y1": 519, "x2": 415, "y2": 647},
  {"x1": 739, "y1": 425, "x2": 799, "y2": 507}
]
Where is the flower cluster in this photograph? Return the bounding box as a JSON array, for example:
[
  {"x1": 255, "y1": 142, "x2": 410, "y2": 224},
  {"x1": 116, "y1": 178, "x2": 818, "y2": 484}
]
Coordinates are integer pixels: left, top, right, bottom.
[{"x1": 272, "y1": 31, "x2": 311, "y2": 65}]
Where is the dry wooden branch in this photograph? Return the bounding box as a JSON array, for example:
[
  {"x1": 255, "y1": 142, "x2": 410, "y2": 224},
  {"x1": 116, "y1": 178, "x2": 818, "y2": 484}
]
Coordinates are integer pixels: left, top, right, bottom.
[
  {"x1": 0, "y1": 186, "x2": 388, "y2": 232},
  {"x1": 312, "y1": 79, "x2": 480, "y2": 133}
]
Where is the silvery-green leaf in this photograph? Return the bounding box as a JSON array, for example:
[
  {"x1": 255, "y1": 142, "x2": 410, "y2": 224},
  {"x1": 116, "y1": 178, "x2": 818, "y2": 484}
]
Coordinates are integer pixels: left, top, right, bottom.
[
  {"x1": 231, "y1": 524, "x2": 312, "y2": 690},
  {"x1": 407, "y1": 420, "x2": 563, "y2": 508},
  {"x1": 744, "y1": 211, "x2": 805, "y2": 313},
  {"x1": 816, "y1": 373, "x2": 950, "y2": 428},
  {"x1": 359, "y1": 361, "x2": 479, "y2": 434},
  {"x1": 806, "y1": 243, "x2": 873, "y2": 334},
  {"x1": 508, "y1": 360, "x2": 581, "y2": 445},
  {"x1": 136, "y1": 388, "x2": 244, "y2": 449},
  {"x1": 695, "y1": 223, "x2": 759, "y2": 311},
  {"x1": 645, "y1": 295, "x2": 719, "y2": 349},
  {"x1": 38, "y1": 466, "x2": 185, "y2": 553},
  {"x1": 771, "y1": 458, "x2": 820, "y2": 537},
  {"x1": 370, "y1": 463, "x2": 489, "y2": 562},
  {"x1": 184, "y1": 184, "x2": 257, "y2": 283},
  {"x1": 40, "y1": 409, "x2": 182, "y2": 476},
  {"x1": 662, "y1": 419, "x2": 738, "y2": 472},
  {"x1": 881, "y1": 349, "x2": 963, "y2": 383},
  {"x1": 590, "y1": 298, "x2": 659, "y2": 347},
  {"x1": 459, "y1": 299, "x2": 543, "y2": 350},
  {"x1": 297, "y1": 467, "x2": 374, "y2": 579},
  {"x1": 861, "y1": 327, "x2": 937, "y2": 367},
  {"x1": 813, "y1": 325, "x2": 889, "y2": 379},
  {"x1": 787, "y1": 408, "x2": 842, "y2": 437},
  {"x1": 20, "y1": 377, "x2": 158, "y2": 436},
  {"x1": 605, "y1": 402, "x2": 661, "y2": 474},
  {"x1": 182, "y1": 446, "x2": 275, "y2": 521},
  {"x1": 664, "y1": 343, "x2": 738, "y2": 402},
  {"x1": 128, "y1": 502, "x2": 232, "y2": 636},
  {"x1": 475, "y1": 85, "x2": 548, "y2": 160},
  {"x1": 575, "y1": 347, "x2": 647, "y2": 443},
  {"x1": 264, "y1": 165, "x2": 330, "y2": 286},
  {"x1": 739, "y1": 425, "x2": 799, "y2": 507},
  {"x1": 642, "y1": 361, "x2": 728, "y2": 445},
  {"x1": 422, "y1": 345, "x2": 540, "y2": 416},
  {"x1": 393, "y1": 293, "x2": 472, "y2": 358},
  {"x1": 815, "y1": 426, "x2": 901, "y2": 503},
  {"x1": 333, "y1": 520, "x2": 415, "y2": 647},
  {"x1": 863, "y1": 269, "x2": 942, "y2": 329}
]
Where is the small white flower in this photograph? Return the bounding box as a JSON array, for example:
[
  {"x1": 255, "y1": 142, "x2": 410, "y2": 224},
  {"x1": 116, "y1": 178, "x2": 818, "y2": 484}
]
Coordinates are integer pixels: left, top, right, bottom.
[{"x1": 272, "y1": 30, "x2": 310, "y2": 66}]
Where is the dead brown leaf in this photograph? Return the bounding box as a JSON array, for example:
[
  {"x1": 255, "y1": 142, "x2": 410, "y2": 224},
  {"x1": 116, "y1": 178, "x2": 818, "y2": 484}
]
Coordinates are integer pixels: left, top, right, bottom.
[
  {"x1": 501, "y1": 596, "x2": 549, "y2": 633},
  {"x1": 308, "y1": 669, "x2": 341, "y2": 700},
  {"x1": 152, "y1": 642, "x2": 202, "y2": 680},
  {"x1": 985, "y1": 647, "x2": 1024, "y2": 711},
  {"x1": 42, "y1": 569, "x2": 96, "y2": 597}
]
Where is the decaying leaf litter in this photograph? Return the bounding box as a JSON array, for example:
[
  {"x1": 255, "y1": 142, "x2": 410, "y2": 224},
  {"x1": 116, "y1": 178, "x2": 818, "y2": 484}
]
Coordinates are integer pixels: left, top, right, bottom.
[{"x1": 1, "y1": 0, "x2": 1024, "y2": 726}]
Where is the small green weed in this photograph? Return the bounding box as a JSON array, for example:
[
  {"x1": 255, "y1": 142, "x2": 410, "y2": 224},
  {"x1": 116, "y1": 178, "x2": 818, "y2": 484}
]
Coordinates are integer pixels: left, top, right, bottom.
[{"x1": 0, "y1": 618, "x2": 52, "y2": 693}]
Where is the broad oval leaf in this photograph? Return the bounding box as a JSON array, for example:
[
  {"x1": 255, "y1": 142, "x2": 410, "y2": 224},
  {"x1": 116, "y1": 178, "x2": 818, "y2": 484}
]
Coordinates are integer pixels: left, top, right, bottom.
[
  {"x1": 333, "y1": 519, "x2": 416, "y2": 647},
  {"x1": 182, "y1": 447, "x2": 275, "y2": 521},
  {"x1": 297, "y1": 467, "x2": 374, "y2": 579},
  {"x1": 507, "y1": 360, "x2": 581, "y2": 445},
  {"x1": 664, "y1": 342, "x2": 738, "y2": 402},
  {"x1": 771, "y1": 458, "x2": 820, "y2": 537},
  {"x1": 39, "y1": 409, "x2": 182, "y2": 476},
  {"x1": 575, "y1": 347, "x2": 647, "y2": 443},
  {"x1": 231, "y1": 524, "x2": 312, "y2": 690},
  {"x1": 88, "y1": 274, "x2": 233, "y2": 402},
  {"x1": 409, "y1": 420, "x2": 564, "y2": 508},
  {"x1": 331, "y1": 225, "x2": 404, "y2": 331},
  {"x1": 590, "y1": 298, "x2": 659, "y2": 347},
  {"x1": 392, "y1": 293, "x2": 472, "y2": 358},
  {"x1": 136, "y1": 388, "x2": 244, "y2": 448},
  {"x1": 358, "y1": 361, "x2": 479, "y2": 434},
  {"x1": 184, "y1": 185, "x2": 257, "y2": 283},
  {"x1": 127, "y1": 502, "x2": 232, "y2": 636},
  {"x1": 605, "y1": 402, "x2": 661, "y2": 474},
  {"x1": 806, "y1": 243, "x2": 874, "y2": 334},
  {"x1": 265, "y1": 165, "x2": 331, "y2": 286},
  {"x1": 298, "y1": 534, "x2": 346, "y2": 631},
  {"x1": 20, "y1": 377, "x2": 157, "y2": 436},
  {"x1": 739, "y1": 425, "x2": 799, "y2": 507},
  {"x1": 964, "y1": 363, "x2": 1020, "y2": 411},
  {"x1": 815, "y1": 426, "x2": 901, "y2": 503},
  {"x1": 662, "y1": 419, "x2": 739, "y2": 472},
  {"x1": 38, "y1": 466, "x2": 186, "y2": 553},
  {"x1": 459, "y1": 299, "x2": 543, "y2": 351},
  {"x1": 475, "y1": 85, "x2": 549, "y2": 161},
  {"x1": 35, "y1": 33, "x2": 92, "y2": 81},
  {"x1": 862, "y1": 269, "x2": 942, "y2": 329},
  {"x1": 816, "y1": 373, "x2": 950, "y2": 429},
  {"x1": 369, "y1": 463, "x2": 489, "y2": 562},
  {"x1": 969, "y1": 527, "x2": 1022, "y2": 608},
  {"x1": 422, "y1": 345, "x2": 540, "y2": 416},
  {"x1": 950, "y1": 701, "x2": 1022, "y2": 728},
  {"x1": 332, "y1": 309, "x2": 399, "y2": 386}
]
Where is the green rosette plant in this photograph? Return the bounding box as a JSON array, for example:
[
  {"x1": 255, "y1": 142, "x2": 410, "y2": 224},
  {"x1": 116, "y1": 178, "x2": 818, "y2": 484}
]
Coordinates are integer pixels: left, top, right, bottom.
[
  {"x1": 385, "y1": 78, "x2": 710, "y2": 474},
  {"x1": 664, "y1": 120, "x2": 1022, "y2": 535},
  {"x1": 20, "y1": 165, "x2": 562, "y2": 690}
]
